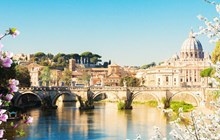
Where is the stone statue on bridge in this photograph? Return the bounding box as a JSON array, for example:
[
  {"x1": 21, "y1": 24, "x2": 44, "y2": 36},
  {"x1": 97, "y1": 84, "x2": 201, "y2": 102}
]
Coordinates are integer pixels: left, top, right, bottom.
[{"x1": 123, "y1": 80, "x2": 127, "y2": 88}]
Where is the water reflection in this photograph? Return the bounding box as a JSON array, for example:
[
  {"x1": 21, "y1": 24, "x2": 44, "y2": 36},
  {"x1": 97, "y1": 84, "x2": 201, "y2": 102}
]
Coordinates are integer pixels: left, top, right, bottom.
[{"x1": 12, "y1": 101, "x2": 170, "y2": 140}]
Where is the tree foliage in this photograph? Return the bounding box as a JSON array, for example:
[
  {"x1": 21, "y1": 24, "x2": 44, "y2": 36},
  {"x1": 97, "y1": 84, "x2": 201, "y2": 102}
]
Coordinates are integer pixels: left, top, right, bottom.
[
  {"x1": 140, "y1": 62, "x2": 156, "y2": 69},
  {"x1": 81, "y1": 51, "x2": 93, "y2": 64},
  {"x1": 120, "y1": 76, "x2": 140, "y2": 87},
  {"x1": 200, "y1": 67, "x2": 214, "y2": 77},
  {"x1": 34, "y1": 52, "x2": 46, "y2": 58},
  {"x1": 30, "y1": 51, "x2": 107, "y2": 67},
  {"x1": 0, "y1": 62, "x2": 16, "y2": 85},
  {"x1": 212, "y1": 41, "x2": 220, "y2": 64},
  {"x1": 39, "y1": 67, "x2": 51, "y2": 86},
  {"x1": 61, "y1": 68, "x2": 72, "y2": 86},
  {"x1": 79, "y1": 72, "x2": 91, "y2": 85},
  {"x1": 15, "y1": 65, "x2": 31, "y2": 87}
]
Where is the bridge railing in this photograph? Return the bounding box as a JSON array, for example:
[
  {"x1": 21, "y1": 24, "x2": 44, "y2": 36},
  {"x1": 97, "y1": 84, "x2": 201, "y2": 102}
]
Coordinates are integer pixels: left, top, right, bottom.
[
  {"x1": 18, "y1": 86, "x2": 207, "y2": 92},
  {"x1": 19, "y1": 86, "x2": 70, "y2": 91}
]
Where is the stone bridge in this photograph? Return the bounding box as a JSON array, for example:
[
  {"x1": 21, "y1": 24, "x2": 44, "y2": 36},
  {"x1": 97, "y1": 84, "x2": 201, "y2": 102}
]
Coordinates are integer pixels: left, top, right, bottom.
[{"x1": 13, "y1": 86, "x2": 215, "y2": 108}]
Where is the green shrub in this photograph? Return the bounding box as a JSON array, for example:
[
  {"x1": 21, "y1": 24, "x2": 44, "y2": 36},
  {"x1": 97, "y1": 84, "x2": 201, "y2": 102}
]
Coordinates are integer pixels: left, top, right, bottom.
[
  {"x1": 170, "y1": 101, "x2": 194, "y2": 113},
  {"x1": 117, "y1": 101, "x2": 126, "y2": 110},
  {"x1": 146, "y1": 100, "x2": 158, "y2": 107}
]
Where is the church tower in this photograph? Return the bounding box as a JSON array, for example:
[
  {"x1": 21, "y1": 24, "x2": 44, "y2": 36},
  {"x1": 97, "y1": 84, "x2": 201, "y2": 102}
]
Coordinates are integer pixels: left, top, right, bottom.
[{"x1": 69, "y1": 59, "x2": 76, "y2": 71}]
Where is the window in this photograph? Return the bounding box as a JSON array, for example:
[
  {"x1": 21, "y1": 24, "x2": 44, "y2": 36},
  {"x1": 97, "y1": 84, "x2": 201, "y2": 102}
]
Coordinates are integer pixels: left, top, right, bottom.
[
  {"x1": 186, "y1": 78, "x2": 188, "y2": 82},
  {"x1": 158, "y1": 78, "x2": 160, "y2": 85},
  {"x1": 194, "y1": 79, "x2": 196, "y2": 82},
  {"x1": 166, "y1": 76, "x2": 169, "y2": 82},
  {"x1": 174, "y1": 78, "x2": 176, "y2": 82},
  {"x1": 180, "y1": 79, "x2": 183, "y2": 82}
]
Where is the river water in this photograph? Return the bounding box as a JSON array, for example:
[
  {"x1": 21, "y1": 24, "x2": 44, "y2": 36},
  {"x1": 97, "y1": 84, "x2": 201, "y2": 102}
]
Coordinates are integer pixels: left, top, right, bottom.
[{"x1": 7, "y1": 101, "x2": 171, "y2": 140}]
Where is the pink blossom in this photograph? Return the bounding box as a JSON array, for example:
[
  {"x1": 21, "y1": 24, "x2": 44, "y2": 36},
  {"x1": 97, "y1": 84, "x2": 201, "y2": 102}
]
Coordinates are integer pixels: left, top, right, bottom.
[
  {"x1": 2, "y1": 57, "x2": 13, "y2": 68},
  {"x1": 5, "y1": 94, "x2": 13, "y2": 101},
  {"x1": 0, "y1": 43, "x2": 3, "y2": 50},
  {"x1": 11, "y1": 30, "x2": 20, "y2": 38},
  {"x1": 25, "y1": 116, "x2": 33, "y2": 124},
  {"x1": 9, "y1": 79, "x2": 19, "y2": 92},
  {"x1": 9, "y1": 85, "x2": 19, "y2": 92},
  {"x1": 0, "y1": 109, "x2": 6, "y2": 115},
  {"x1": 13, "y1": 123, "x2": 18, "y2": 128},
  {"x1": 0, "y1": 129, "x2": 4, "y2": 138},
  {"x1": 5, "y1": 52, "x2": 13, "y2": 58},
  {"x1": 0, "y1": 114, "x2": 8, "y2": 122},
  {"x1": 0, "y1": 100, "x2": 2, "y2": 106},
  {"x1": 9, "y1": 79, "x2": 19, "y2": 86}
]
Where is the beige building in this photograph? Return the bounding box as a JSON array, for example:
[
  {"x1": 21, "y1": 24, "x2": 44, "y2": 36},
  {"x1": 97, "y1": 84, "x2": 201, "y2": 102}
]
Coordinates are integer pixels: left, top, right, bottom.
[
  {"x1": 50, "y1": 69, "x2": 62, "y2": 86},
  {"x1": 79, "y1": 63, "x2": 126, "y2": 86},
  {"x1": 144, "y1": 31, "x2": 211, "y2": 87},
  {"x1": 27, "y1": 63, "x2": 44, "y2": 86}
]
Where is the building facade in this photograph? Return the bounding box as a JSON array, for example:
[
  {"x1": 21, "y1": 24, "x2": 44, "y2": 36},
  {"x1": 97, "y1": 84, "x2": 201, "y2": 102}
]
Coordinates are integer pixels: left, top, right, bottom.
[
  {"x1": 27, "y1": 63, "x2": 44, "y2": 86},
  {"x1": 144, "y1": 31, "x2": 211, "y2": 87}
]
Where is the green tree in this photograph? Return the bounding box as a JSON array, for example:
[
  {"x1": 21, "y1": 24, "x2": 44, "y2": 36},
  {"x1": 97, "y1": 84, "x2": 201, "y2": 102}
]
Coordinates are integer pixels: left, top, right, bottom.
[
  {"x1": 39, "y1": 67, "x2": 51, "y2": 86},
  {"x1": 71, "y1": 53, "x2": 81, "y2": 63},
  {"x1": 39, "y1": 59, "x2": 49, "y2": 66},
  {"x1": 0, "y1": 62, "x2": 16, "y2": 84},
  {"x1": 158, "y1": 61, "x2": 164, "y2": 65},
  {"x1": 79, "y1": 72, "x2": 91, "y2": 86},
  {"x1": 140, "y1": 62, "x2": 156, "y2": 69},
  {"x1": 53, "y1": 53, "x2": 66, "y2": 62},
  {"x1": 200, "y1": 67, "x2": 214, "y2": 77},
  {"x1": 62, "y1": 68, "x2": 72, "y2": 86},
  {"x1": 212, "y1": 41, "x2": 220, "y2": 64},
  {"x1": 103, "y1": 62, "x2": 109, "y2": 68},
  {"x1": 57, "y1": 57, "x2": 65, "y2": 64},
  {"x1": 140, "y1": 64, "x2": 148, "y2": 69},
  {"x1": 15, "y1": 65, "x2": 31, "y2": 87},
  {"x1": 47, "y1": 53, "x2": 54, "y2": 60},
  {"x1": 81, "y1": 51, "x2": 93, "y2": 65},
  {"x1": 120, "y1": 76, "x2": 140, "y2": 87},
  {"x1": 34, "y1": 52, "x2": 46, "y2": 58},
  {"x1": 90, "y1": 54, "x2": 102, "y2": 64}
]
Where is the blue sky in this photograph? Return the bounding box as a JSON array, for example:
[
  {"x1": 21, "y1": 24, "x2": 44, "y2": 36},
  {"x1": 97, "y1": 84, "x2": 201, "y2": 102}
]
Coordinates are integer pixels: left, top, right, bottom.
[{"x1": 0, "y1": 0, "x2": 217, "y2": 66}]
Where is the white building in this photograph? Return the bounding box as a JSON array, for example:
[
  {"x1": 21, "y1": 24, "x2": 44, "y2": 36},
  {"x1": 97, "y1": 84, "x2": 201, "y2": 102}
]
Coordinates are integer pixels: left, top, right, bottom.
[{"x1": 144, "y1": 31, "x2": 211, "y2": 87}]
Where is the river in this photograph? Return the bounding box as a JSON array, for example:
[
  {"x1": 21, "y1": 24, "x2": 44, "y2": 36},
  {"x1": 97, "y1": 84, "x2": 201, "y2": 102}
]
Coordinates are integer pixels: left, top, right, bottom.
[{"x1": 6, "y1": 101, "x2": 172, "y2": 140}]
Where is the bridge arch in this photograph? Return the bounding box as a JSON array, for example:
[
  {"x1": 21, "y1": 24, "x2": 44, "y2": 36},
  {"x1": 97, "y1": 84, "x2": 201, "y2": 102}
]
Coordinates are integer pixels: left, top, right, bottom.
[
  {"x1": 92, "y1": 92, "x2": 108, "y2": 101},
  {"x1": 171, "y1": 91, "x2": 200, "y2": 106},
  {"x1": 52, "y1": 92, "x2": 76, "y2": 106},
  {"x1": 100, "y1": 91, "x2": 122, "y2": 101},
  {"x1": 14, "y1": 91, "x2": 43, "y2": 107},
  {"x1": 132, "y1": 91, "x2": 161, "y2": 104}
]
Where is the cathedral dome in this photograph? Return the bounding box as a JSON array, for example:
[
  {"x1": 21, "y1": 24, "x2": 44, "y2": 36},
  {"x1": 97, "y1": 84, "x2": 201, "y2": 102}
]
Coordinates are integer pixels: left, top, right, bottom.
[
  {"x1": 180, "y1": 31, "x2": 204, "y2": 60},
  {"x1": 181, "y1": 31, "x2": 203, "y2": 52}
]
